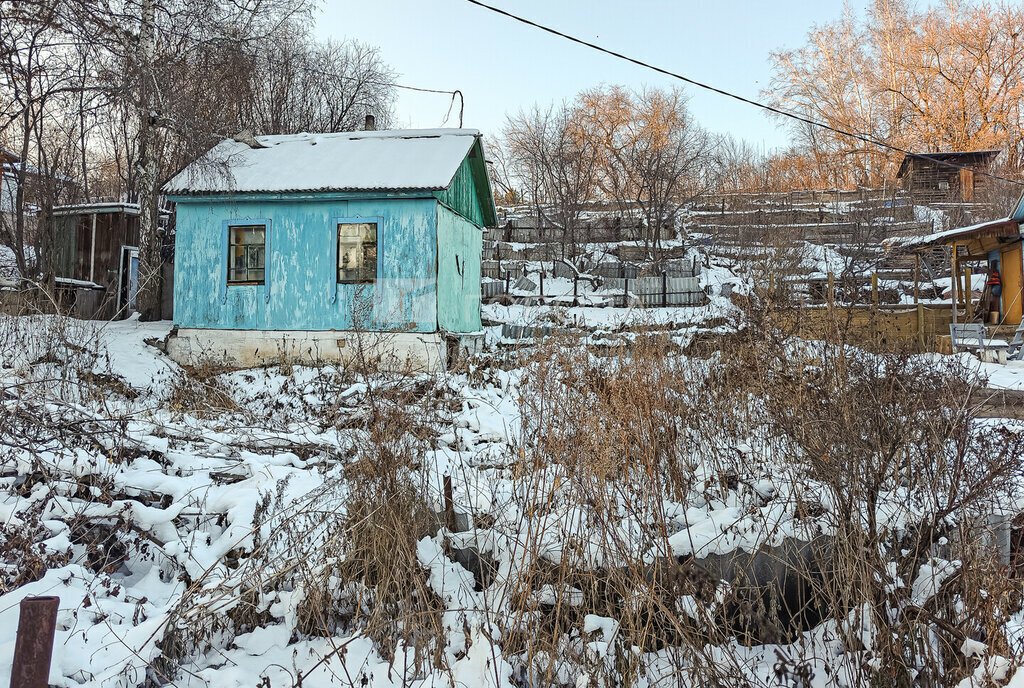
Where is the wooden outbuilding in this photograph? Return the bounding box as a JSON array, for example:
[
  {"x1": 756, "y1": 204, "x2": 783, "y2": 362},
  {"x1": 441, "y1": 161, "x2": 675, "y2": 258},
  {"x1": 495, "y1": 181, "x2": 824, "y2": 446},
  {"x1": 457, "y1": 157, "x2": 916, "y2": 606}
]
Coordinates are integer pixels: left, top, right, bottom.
[
  {"x1": 884, "y1": 193, "x2": 1024, "y2": 326},
  {"x1": 162, "y1": 127, "x2": 496, "y2": 371},
  {"x1": 51, "y1": 203, "x2": 170, "y2": 318},
  {"x1": 896, "y1": 150, "x2": 1000, "y2": 203}
]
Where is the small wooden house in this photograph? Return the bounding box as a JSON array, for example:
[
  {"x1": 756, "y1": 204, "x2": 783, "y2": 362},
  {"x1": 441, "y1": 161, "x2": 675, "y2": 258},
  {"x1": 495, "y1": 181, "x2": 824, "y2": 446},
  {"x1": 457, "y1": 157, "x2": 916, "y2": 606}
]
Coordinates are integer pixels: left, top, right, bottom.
[
  {"x1": 162, "y1": 128, "x2": 496, "y2": 371},
  {"x1": 896, "y1": 150, "x2": 1000, "y2": 203}
]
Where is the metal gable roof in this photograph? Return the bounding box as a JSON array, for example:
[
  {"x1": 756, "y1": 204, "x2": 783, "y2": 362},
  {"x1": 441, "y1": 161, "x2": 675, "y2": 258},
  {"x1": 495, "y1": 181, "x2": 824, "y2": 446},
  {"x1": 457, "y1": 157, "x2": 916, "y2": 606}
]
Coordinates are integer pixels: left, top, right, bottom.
[{"x1": 163, "y1": 129, "x2": 483, "y2": 196}]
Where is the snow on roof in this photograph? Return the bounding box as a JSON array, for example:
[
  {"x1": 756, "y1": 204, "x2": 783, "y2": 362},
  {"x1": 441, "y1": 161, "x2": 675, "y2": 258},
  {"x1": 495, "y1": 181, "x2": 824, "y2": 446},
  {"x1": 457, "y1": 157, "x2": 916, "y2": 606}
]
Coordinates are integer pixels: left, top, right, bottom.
[
  {"x1": 163, "y1": 128, "x2": 482, "y2": 196},
  {"x1": 52, "y1": 202, "x2": 171, "y2": 217},
  {"x1": 55, "y1": 276, "x2": 103, "y2": 289},
  {"x1": 883, "y1": 217, "x2": 1021, "y2": 251}
]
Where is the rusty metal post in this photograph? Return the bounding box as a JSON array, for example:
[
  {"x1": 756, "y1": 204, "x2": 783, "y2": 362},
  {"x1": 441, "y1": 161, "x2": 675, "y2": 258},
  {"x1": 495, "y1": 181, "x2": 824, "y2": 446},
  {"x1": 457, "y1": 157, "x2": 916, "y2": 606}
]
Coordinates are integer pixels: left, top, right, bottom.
[
  {"x1": 10, "y1": 596, "x2": 60, "y2": 688},
  {"x1": 443, "y1": 475, "x2": 456, "y2": 532}
]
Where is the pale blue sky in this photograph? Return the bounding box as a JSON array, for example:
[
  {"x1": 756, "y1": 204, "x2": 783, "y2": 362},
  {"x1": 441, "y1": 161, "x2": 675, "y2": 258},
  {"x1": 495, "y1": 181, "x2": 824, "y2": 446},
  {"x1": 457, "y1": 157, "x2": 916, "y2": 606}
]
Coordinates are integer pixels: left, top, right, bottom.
[{"x1": 315, "y1": 1, "x2": 852, "y2": 151}]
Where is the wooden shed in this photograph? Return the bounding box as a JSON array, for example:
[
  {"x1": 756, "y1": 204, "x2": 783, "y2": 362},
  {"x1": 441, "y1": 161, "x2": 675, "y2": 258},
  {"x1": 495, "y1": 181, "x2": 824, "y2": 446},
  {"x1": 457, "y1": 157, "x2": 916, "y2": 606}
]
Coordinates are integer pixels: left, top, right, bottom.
[
  {"x1": 896, "y1": 150, "x2": 1000, "y2": 203},
  {"x1": 885, "y1": 193, "x2": 1024, "y2": 325},
  {"x1": 51, "y1": 203, "x2": 169, "y2": 318},
  {"x1": 162, "y1": 128, "x2": 496, "y2": 372}
]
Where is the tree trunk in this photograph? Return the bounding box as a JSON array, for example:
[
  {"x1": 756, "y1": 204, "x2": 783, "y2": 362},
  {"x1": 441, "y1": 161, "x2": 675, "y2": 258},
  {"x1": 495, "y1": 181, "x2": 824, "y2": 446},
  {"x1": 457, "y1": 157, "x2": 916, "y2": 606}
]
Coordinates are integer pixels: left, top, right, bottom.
[
  {"x1": 14, "y1": 111, "x2": 31, "y2": 283},
  {"x1": 135, "y1": 0, "x2": 161, "y2": 320}
]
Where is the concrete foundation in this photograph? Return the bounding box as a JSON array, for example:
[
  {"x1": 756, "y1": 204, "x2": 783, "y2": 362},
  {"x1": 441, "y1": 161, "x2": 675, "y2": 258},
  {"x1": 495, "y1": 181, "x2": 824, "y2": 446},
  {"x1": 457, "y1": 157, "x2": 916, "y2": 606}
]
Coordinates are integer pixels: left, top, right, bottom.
[{"x1": 166, "y1": 328, "x2": 447, "y2": 372}]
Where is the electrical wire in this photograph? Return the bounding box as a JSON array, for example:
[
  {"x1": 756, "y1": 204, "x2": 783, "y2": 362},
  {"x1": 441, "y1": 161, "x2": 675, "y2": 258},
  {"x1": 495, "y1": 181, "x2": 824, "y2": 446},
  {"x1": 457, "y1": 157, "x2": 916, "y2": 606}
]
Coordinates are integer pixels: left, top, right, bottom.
[{"x1": 464, "y1": 0, "x2": 1024, "y2": 188}]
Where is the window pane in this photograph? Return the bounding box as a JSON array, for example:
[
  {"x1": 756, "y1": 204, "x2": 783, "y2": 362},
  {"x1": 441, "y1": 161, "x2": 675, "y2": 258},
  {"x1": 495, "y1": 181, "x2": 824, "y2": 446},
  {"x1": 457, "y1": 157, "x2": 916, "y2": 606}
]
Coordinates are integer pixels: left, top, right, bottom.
[
  {"x1": 338, "y1": 222, "x2": 377, "y2": 283},
  {"x1": 247, "y1": 246, "x2": 264, "y2": 269},
  {"x1": 228, "y1": 225, "x2": 266, "y2": 284}
]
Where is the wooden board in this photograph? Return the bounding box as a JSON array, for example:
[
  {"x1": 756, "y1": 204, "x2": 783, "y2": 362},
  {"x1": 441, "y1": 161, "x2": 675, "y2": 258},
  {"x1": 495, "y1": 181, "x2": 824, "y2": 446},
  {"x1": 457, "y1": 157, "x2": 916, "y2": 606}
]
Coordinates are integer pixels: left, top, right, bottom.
[{"x1": 1000, "y1": 243, "x2": 1023, "y2": 325}]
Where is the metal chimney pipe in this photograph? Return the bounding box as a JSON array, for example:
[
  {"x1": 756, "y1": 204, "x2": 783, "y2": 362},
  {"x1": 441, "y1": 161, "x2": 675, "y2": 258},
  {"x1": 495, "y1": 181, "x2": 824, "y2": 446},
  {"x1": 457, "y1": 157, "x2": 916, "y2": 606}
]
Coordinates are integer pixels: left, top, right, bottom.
[{"x1": 364, "y1": 114, "x2": 375, "y2": 131}]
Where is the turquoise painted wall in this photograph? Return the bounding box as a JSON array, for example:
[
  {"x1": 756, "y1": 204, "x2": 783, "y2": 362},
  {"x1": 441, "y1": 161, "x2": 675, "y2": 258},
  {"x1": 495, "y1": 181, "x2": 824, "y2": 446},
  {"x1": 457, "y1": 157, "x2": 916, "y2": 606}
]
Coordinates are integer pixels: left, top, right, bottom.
[
  {"x1": 438, "y1": 156, "x2": 485, "y2": 226},
  {"x1": 437, "y1": 205, "x2": 482, "y2": 333},
  {"x1": 172, "y1": 195, "x2": 439, "y2": 332},
  {"x1": 435, "y1": 140, "x2": 497, "y2": 228}
]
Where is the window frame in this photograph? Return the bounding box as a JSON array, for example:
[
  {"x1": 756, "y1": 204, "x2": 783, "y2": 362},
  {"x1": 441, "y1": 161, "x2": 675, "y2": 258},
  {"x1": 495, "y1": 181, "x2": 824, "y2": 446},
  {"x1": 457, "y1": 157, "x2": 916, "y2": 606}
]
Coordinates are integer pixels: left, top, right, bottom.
[
  {"x1": 221, "y1": 218, "x2": 271, "y2": 303},
  {"x1": 330, "y1": 216, "x2": 382, "y2": 303}
]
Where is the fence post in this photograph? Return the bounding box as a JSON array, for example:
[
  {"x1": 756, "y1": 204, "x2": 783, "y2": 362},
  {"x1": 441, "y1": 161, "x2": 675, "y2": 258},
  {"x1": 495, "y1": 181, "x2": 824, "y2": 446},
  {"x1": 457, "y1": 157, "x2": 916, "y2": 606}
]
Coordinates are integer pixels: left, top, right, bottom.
[
  {"x1": 827, "y1": 272, "x2": 835, "y2": 307},
  {"x1": 573, "y1": 276, "x2": 578, "y2": 299},
  {"x1": 917, "y1": 303, "x2": 925, "y2": 349},
  {"x1": 539, "y1": 270, "x2": 544, "y2": 297},
  {"x1": 623, "y1": 277, "x2": 628, "y2": 307},
  {"x1": 871, "y1": 273, "x2": 879, "y2": 306},
  {"x1": 662, "y1": 271, "x2": 667, "y2": 307},
  {"x1": 951, "y1": 249, "x2": 958, "y2": 327},
  {"x1": 505, "y1": 273, "x2": 510, "y2": 295},
  {"x1": 10, "y1": 596, "x2": 60, "y2": 688},
  {"x1": 964, "y1": 267, "x2": 972, "y2": 316},
  {"x1": 914, "y1": 254, "x2": 920, "y2": 305}
]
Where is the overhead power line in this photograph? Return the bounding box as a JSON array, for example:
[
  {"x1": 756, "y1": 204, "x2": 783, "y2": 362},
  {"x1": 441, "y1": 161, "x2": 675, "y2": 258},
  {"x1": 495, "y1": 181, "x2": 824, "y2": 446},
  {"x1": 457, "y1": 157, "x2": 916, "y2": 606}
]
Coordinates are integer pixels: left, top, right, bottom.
[{"x1": 464, "y1": 0, "x2": 1024, "y2": 188}]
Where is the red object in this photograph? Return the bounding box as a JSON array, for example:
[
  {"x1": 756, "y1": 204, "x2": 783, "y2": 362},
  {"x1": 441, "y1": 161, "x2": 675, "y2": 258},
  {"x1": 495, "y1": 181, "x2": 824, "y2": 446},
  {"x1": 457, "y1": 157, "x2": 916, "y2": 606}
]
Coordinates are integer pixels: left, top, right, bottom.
[
  {"x1": 988, "y1": 269, "x2": 1001, "y2": 286},
  {"x1": 10, "y1": 596, "x2": 60, "y2": 688}
]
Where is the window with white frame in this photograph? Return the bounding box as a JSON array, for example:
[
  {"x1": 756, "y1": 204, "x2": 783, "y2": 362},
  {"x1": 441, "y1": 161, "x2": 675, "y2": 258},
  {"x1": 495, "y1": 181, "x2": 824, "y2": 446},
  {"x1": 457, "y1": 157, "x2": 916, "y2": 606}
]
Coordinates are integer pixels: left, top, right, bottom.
[
  {"x1": 227, "y1": 225, "x2": 266, "y2": 284},
  {"x1": 337, "y1": 221, "x2": 377, "y2": 283}
]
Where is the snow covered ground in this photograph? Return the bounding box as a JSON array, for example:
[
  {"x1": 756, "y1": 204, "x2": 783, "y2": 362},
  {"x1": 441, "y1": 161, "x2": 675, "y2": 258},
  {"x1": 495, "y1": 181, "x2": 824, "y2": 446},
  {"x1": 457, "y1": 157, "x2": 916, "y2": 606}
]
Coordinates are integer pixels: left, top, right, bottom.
[{"x1": 0, "y1": 311, "x2": 1022, "y2": 687}]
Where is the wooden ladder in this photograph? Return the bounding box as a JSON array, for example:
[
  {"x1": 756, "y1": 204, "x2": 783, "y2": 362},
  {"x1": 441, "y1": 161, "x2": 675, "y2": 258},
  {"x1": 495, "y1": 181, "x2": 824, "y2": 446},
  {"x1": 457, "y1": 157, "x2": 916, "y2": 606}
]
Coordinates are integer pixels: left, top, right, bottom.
[{"x1": 1009, "y1": 321, "x2": 1024, "y2": 361}]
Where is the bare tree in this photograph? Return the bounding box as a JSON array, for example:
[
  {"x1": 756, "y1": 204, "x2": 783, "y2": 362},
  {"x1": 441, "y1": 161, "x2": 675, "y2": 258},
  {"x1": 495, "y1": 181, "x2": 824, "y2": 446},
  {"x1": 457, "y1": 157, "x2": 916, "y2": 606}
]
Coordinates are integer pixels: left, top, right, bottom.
[
  {"x1": 243, "y1": 24, "x2": 397, "y2": 135},
  {"x1": 579, "y1": 85, "x2": 715, "y2": 259},
  {"x1": 0, "y1": 1, "x2": 87, "y2": 284},
  {"x1": 503, "y1": 103, "x2": 598, "y2": 260}
]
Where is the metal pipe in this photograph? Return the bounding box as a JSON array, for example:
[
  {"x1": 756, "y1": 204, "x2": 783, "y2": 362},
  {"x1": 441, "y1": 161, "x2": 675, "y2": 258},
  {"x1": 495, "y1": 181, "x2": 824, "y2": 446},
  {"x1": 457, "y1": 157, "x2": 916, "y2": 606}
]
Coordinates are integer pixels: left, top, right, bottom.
[
  {"x1": 10, "y1": 596, "x2": 60, "y2": 688},
  {"x1": 89, "y1": 212, "x2": 97, "y2": 283}
]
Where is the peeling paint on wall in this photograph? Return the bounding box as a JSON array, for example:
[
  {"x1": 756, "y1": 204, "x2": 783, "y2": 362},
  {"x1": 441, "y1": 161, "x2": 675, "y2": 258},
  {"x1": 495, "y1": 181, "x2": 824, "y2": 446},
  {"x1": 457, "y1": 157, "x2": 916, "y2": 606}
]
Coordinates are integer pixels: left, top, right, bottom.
[
  {"x1": 172, "y1": 196, "x2": 440, "y2": 332},
  {"x1": 437, "y1": 205, "x2": 482, "y2": 333}
]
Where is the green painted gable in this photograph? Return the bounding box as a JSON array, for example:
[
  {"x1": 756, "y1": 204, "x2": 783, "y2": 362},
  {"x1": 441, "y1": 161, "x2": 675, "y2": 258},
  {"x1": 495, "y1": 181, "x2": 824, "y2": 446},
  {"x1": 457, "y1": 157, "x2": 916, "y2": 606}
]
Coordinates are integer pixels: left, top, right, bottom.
[{"x1": 436, "y1": 138, "x2": 497, "y2": 228}]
